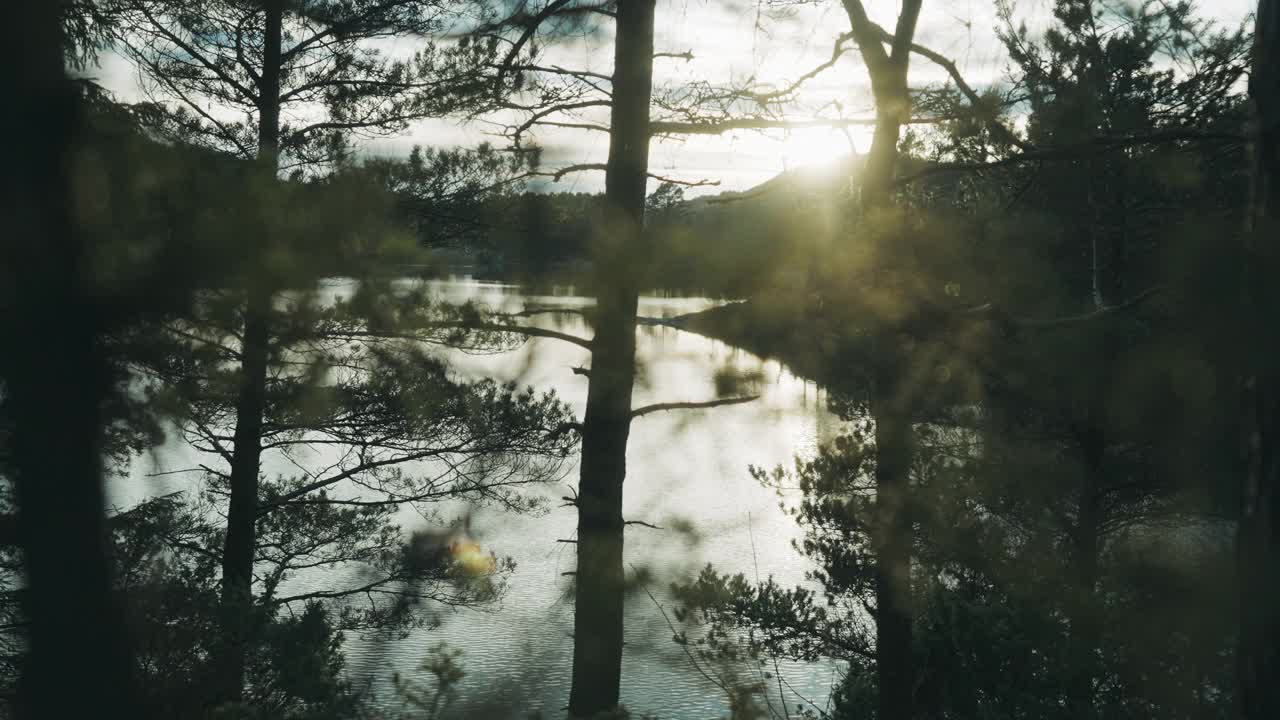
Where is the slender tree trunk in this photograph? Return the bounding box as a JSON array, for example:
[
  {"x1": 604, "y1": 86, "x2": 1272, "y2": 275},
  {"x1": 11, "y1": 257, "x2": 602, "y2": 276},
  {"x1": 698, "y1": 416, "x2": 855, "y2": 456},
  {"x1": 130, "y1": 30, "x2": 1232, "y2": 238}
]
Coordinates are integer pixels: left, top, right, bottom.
[
  {"x1": 0, "y1": 2, "x2": 145, "y2": 717},
  {"x1": 872, "y1": 381, "x2": 916, "y2": 720},
  {"x1": 567, "y1": 0, "x2": 654, "y2": 716},
  {"x1": 865, "y1": 126, "x2": 916, "y2": 720},
  {"x1": 216, "y1": 0, "x2": 282, "y2": 705},
  {"x1": 1067, "y1": 423, "x2": 1104, "y2": 720},
  {"x1": 1238, "y1": 0, "x2": 1280, "y2": 716}
]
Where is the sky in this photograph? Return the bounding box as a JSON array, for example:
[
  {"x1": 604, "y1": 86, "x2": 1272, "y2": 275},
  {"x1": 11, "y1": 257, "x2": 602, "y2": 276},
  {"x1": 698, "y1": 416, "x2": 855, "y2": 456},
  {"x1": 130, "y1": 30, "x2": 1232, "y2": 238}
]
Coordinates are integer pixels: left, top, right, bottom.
[{"x1": 93, "y1": 0, "x2": 1256, "y2": 196}]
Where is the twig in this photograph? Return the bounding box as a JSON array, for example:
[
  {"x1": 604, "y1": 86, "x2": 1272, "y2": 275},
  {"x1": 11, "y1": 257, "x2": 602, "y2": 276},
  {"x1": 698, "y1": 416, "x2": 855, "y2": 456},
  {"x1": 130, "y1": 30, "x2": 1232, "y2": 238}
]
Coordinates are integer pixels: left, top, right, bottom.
[
  {"x1": 630, "y1": 563, "x2": 734, "y2": 700},
  {"x1": 749, "y1": 512, "x2": 789, "y2": 719}
]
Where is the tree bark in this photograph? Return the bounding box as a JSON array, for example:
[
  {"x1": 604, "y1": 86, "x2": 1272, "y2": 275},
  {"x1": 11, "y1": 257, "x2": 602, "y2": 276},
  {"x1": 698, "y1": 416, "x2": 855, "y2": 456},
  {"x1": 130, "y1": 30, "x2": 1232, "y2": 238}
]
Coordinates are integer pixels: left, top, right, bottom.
[
  {"x1": 567, "y1": 0, "x2": 655, "y2": 716},
  {"x1": 1237, "y1": 0, "x2": 1280, "y2": 717},
  {"x1": 872, "y1": 383, "x2": 916, "y2": 720},
  {"x1": 1, "y1": 1, "x2": 145, "y2": 717},
  {"x1": 216, "y1": 0, "x2": 282, "y2": 705},
  {"x1": 838, "y1": 3, "x2": 923, "y2": 718}
]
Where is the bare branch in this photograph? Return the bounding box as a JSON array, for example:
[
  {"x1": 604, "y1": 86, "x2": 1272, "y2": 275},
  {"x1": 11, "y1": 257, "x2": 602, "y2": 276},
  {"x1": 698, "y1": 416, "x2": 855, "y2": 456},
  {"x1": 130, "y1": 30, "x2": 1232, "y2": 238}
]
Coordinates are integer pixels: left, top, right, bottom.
[
  {"x1": 1016, "y1": 286, "x2": 1166, "y2": 329},
  {"x1": 747, "y1": 33, "x2": 856, "y2": 104},
  {"x1": 624, "y1": 520, "x2": 664, "y2": 530},
  {"x1": 630, "y1": 396, "x2": 759, "y2": 419},
  {"x1": 535, "y1": 164, "x2": 720, "y2": 187},
  {"x1": 508, "y1": 99, "x2": 613, "y2": 142},
  {"x1": 498, "y1": 63, "x2": 613, "y2": 84},
  {"x1": 649, "y1": 115, "x2": 949, "y2": 136},
  {"x1": 535, "y1": 120, "x2": 612, "y2": 133}
]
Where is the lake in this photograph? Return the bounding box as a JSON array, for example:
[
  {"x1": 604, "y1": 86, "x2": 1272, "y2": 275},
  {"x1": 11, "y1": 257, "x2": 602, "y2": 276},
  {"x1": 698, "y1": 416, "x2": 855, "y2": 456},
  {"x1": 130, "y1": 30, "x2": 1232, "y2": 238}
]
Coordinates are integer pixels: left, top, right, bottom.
[{"x1": 112, "y1": 278, "x2": 845, "y2": 719}]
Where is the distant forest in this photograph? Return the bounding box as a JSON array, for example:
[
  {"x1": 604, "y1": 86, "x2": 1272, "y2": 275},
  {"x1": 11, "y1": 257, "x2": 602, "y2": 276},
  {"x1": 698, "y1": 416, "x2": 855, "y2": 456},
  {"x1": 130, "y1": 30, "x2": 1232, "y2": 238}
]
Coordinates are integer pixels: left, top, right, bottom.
[{"x1": 418, "y1": 166, "x2": 852, "y2": 297}]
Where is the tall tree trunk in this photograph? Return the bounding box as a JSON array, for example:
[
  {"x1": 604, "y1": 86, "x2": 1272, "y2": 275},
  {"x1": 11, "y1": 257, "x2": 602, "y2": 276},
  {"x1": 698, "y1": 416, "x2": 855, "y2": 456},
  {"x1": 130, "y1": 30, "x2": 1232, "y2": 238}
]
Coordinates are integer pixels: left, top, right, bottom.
[
  {"x1": 567, "y1": 0, "x2": 654, "y2": 716},
  {"x1": 0, "y1": 2, "x2": 145, "y2": 717},
  {"x1": 871, "y1": 383, "x2": 916, "y2": 720},
  {"x1": 839, "y1": 3, "x2": 923, "y2": 718},
  {"x1": 1238, "y1": 0, "x2": 1280, "y2": 717},
  {"x1": 217, "y1": 0, "x2": 282, "y2": 705}
]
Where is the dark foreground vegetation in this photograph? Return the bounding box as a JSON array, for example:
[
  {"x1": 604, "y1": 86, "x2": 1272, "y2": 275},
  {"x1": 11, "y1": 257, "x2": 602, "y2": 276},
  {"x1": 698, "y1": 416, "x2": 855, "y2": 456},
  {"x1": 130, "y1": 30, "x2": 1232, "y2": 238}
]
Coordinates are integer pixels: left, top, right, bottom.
[{"x1": 2, "y1": 0, "x2": 1279, "y2": 718}]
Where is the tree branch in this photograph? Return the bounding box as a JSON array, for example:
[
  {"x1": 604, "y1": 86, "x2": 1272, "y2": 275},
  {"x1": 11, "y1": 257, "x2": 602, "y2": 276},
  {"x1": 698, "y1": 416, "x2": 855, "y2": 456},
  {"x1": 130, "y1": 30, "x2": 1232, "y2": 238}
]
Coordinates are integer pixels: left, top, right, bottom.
[
  {"x1": 133, "y1": 2, "x2": 258, "y2": 104},
  {"x1": 1016, "y1": 285, "x2": 1166, "y2": 329},
  {"x1": 649, "y1": 115, "x2": 949, "y2": 136},
  {"x1": 490, "y1": 0, "x2": 573, "y2": 91},
  {"x1": 624, "y1": 519, "x2": 664, "y2": 530},
  {"x1": 536, "y1": 164, "x2": 720, "y2": 187},
  {"x1": 879, "y1": 27, "x2": 1028, "y2": 150},
  {"x1": 746, "y1": 33, "x2": 856, "y2": 104},
  {"x1": 327, "y1": 321, "x2": 594, "y2": 350},
  {"x1": 630, "y1": 396, "x2": 759, "y2": 419}
]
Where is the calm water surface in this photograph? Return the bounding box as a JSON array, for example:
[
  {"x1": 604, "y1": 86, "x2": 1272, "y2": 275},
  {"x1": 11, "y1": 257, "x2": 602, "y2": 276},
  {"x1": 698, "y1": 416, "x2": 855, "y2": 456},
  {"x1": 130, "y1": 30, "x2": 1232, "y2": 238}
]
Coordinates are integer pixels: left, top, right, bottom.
[{"x1": 114, "y1": 278, "x2": 845, "y2": 719}]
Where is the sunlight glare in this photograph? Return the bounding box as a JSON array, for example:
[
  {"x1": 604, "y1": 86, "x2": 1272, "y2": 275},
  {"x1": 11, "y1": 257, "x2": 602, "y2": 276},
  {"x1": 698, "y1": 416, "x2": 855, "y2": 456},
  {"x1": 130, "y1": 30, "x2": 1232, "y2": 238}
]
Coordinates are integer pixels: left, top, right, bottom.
[{"x1": 772, "y1": 126, "x2": 869, "y2": 174}]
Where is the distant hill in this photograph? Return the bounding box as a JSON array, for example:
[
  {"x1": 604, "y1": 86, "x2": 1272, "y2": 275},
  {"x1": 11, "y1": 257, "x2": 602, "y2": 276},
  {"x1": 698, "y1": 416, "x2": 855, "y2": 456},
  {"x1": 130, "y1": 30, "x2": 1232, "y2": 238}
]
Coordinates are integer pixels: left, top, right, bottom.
[
  {"x1": 646, "y1": 155, "x2": 862, "y2": 295},
  {"x1": 427, "y1": 154, "x2": 866, "y2": 294},
  {"x1": 684, "y1": 154, "x2": 861, "y2": 212}
]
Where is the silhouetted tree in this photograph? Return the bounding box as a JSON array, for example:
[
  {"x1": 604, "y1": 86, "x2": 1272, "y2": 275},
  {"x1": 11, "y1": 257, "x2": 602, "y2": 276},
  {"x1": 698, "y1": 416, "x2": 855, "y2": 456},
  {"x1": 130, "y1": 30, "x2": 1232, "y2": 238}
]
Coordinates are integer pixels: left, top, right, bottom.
[
  {"x1": 106, "y1": 0, "x2": 504, "y2": 701},
  {"x1": 0, "y1": 1, "x2": 144, "y2": 717},
  {"x1": 1237, "y1": 0, "x2": 1280, "y2": 716}
]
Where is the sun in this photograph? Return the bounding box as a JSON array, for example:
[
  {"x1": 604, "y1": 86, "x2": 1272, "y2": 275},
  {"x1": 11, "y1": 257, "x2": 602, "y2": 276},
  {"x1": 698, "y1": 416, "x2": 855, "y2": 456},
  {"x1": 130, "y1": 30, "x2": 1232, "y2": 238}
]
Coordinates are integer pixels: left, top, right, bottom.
[{"x1": 768, "y1": 126, "x2": 870, "y2": 174}]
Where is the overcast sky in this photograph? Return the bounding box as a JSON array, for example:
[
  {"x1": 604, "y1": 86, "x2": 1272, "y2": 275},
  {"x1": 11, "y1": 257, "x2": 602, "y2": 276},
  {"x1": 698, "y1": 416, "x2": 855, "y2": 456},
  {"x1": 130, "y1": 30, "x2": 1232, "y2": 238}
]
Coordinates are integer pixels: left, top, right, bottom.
[{"x1": 93, "y1": 0, "x2": 1256, "y2": 196}]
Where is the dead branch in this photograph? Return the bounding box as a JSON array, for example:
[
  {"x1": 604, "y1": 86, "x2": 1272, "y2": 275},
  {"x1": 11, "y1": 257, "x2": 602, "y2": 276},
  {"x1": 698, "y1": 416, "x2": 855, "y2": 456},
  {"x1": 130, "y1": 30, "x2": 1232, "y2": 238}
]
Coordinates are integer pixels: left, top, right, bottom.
[
  {"x1": 509, "y1": 99, "x2": 613, "y2": 143},
  {"x1": 747, "y1": 32, "x2": 856, "y2": 104},
  {"x1": 630, "y1": 396, "x2": 759, "y2": 419},
  {"x1": 536, "y1": 164, "x2": 719, "y2": 187},
  {"x1": 624, "y1": 520, "x2": 664, "y2": 530}
]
